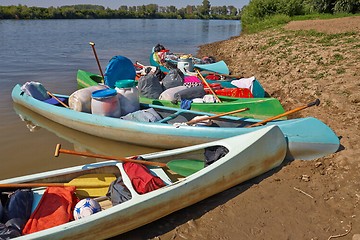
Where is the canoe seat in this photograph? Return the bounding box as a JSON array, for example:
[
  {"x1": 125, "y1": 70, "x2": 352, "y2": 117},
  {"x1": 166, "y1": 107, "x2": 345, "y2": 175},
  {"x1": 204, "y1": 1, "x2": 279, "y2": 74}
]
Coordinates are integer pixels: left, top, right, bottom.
[{"x1": 149, "y1": 167, "x2": 173, "y2": 185}]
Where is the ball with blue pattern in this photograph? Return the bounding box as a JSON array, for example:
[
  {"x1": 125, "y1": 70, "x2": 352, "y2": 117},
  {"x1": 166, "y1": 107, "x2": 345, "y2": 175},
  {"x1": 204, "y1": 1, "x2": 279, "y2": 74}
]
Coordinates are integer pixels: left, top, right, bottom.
[{"x1": 73, "y1": 198, "x2": 101, "y2": 220}]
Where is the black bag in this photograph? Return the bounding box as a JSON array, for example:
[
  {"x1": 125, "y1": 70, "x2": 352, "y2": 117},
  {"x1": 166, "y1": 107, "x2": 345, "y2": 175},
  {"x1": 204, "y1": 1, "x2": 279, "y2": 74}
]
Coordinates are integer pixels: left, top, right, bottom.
[
  {"x1": 0, "y1": 223, "x2": 21, "y2": 239},
  {"x1": 0, "y1": 200, "x2": 3, "y2": 222},
  {"x1": 0, "y1": 189, "x2": 33, "y2": 239},
  {"x1": 106, "y1": 176, "x2": 132, "y2": 206},
  {"x1": 154, "y1": 44, "x2": 165, "y2": 52},
  {"x1": 138, "y1": 74, "x2": 164, "y2": 99},
  {"x1": 204, "y1": 146, "x2": 229, "y2": 166},
  {"x1": 162, "y1": 69, "x2": 184, "y2": 90},
  {"x1": 174, "y1": 85, "x2": 206, "y2": 101},
  {"x1": 153, "y1": 67, "x2": 166, "y2": 81}
]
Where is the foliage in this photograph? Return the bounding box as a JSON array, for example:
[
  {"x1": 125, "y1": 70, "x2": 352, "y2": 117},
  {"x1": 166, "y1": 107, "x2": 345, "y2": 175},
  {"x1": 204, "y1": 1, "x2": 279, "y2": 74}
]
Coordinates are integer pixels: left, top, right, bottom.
[
  {"x1": 241, "y1": 0, "x2": 360, "y2": 33},
  {"x1": 0, "y1": 3, "x2": 241, "y2": 20},
  {"x1": 242, "y1": 14, "x2": 291, "y2": 33}
]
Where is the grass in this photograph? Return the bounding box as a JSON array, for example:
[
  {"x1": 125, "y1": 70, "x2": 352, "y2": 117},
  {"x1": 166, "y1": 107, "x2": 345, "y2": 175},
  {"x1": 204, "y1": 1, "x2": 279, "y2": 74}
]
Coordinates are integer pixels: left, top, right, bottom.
[
  {"x1": 241, "y1": 14, "x2": 291, "y2": 33},
  {"x1": 333, "y1": 53, "x2": 344, "y2": 61},
  {"x1": 242, "y1": 13, "x2": 360, "y2": 34}
]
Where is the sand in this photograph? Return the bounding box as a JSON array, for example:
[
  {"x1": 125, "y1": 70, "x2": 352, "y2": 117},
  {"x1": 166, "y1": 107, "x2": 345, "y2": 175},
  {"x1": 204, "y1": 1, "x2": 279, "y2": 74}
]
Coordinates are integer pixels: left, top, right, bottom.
[{"x1": 119, "y1": 16, "x2": 360, "y2": 240}]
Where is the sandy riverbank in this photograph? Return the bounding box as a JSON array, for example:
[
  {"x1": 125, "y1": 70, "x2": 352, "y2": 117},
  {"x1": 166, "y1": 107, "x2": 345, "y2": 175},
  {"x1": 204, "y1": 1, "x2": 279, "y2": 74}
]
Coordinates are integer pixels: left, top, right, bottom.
[{"x1": 120, "y1": 16, "x2": 360, "y2": 240}]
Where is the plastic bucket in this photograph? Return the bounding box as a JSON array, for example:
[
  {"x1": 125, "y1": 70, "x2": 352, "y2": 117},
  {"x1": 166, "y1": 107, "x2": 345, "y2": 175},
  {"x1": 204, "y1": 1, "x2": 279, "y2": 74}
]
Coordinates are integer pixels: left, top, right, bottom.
[
  {"x1": 91, "y1": 88, "x2": 121, "y2": 118},
  {"x1": 115, "y1": 80, "x2": 140, "y2": 116},
  {"x1": 177, "y1": 58, "x2": 194, "y2": 73}
]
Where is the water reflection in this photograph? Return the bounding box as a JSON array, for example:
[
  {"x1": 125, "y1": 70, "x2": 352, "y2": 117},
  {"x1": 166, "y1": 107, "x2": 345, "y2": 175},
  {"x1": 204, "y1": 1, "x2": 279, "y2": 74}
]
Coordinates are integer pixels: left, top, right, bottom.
[{"x1": 13, "y1": 103, "x2": 161, "y2": 159}]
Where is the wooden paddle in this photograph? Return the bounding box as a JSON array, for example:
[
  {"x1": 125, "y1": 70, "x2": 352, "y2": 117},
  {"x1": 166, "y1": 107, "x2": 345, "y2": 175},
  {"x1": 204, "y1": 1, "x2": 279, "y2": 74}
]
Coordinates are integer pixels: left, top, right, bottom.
[
  {"x1": 195, "y1": 69, "x2": 222, "y2": 103},
  {"x1": 54, "y1": 144, "x2": 204, "y2": 177},
  {"x1": 0, "y1": 173, "x2": 116, "y2": 197},
  {"x1": 89, "y1": 41, "x2": 105, "y2": 82},
  {"x1": 248, "y1": 99, "x2": 320, "y2": 128},
  {"x1": 200, "y1": 70, "x2": 243, "y2": 79},
  {"x1": 185, "y1": 107, "x2": 249, "y2": 125},
  {"x1": 46, "y1": 91, "x2": 69, "y2": 108}
]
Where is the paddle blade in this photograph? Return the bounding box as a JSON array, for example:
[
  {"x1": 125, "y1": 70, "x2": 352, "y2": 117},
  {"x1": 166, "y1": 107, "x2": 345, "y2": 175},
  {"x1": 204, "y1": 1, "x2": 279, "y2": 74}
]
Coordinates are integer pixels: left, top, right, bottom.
[
  {"x1": 167, "y1": 159, "x2": 204, "y2": 177},
  {"x1": 67, "y1": 173, "x2": 116, "y2": 197}
]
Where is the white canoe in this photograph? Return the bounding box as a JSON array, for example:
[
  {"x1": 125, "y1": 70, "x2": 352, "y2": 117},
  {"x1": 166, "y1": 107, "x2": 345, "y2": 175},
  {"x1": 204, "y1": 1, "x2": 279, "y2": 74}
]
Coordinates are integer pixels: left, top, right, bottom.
[{"x1": 0, "y1": 126, "x2": 286, "y2": 239}]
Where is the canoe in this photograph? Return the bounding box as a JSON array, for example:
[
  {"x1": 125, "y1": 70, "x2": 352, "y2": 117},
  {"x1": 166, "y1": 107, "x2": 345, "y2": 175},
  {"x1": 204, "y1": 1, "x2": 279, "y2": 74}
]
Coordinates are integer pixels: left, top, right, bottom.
[
  {"x1": 149, "y1": 50, "x2": 267, "y2": 97},
  {"x1": 77, "y1": 69, "x2": 286, "y2": 120},
  {"x1": 12, "y1": 83, "x2": 339, "y2": 160},
  {"x1": 0, "y1": 125, "x2": 286, "y2": 239}
]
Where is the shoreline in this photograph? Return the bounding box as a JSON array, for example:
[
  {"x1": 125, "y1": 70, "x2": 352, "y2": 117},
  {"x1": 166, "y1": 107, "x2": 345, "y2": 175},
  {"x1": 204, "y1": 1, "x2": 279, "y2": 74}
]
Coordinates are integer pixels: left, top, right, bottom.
[{"x1": 127, "y1": 16, "x2": 360, "y2": 239}]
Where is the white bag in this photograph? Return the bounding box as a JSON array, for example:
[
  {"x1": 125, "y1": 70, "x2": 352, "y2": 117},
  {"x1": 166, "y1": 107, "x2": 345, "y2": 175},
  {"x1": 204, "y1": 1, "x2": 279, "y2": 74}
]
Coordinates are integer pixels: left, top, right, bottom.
[
  {"x1": 69, "y1": 85, "x2": 107, "y2": 113},
  {"x1": 21, "y1": 81, "x2": 49, "y2": 101}
]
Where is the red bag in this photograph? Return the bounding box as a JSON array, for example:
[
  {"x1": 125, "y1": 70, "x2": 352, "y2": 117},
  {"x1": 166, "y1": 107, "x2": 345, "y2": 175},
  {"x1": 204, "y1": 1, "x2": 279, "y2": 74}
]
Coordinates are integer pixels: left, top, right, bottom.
[
  {"x1": 215, "y1": 88, "x2": 254, "y2": 98},
  {"x1": 205, "y1": 74, "x2": 220, "y2": 80},
  {"x1": 123, "y1": 162, "x2": 165, "y2": 194},
  {"x1": 22, "y1": 187, "x2": 79, "y2": 235}
]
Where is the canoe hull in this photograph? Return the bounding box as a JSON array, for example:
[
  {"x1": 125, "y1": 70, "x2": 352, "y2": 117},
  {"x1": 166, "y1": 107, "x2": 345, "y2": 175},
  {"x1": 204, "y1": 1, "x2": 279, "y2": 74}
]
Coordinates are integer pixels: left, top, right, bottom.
[
  {"x1": 4, "y1": 126, "x2": 286, "y2": 239},
  {"x1": 12, "y1": 84, "x2": 339, "y2": 160},
  {"x1": 140, "y1": 96, "x2": 286, "y2": 120}
]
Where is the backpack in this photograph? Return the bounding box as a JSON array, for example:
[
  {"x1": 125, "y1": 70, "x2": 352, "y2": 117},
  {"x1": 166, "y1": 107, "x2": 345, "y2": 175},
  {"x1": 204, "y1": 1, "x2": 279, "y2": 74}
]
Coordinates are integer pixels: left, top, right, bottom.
[{"x1": 104, "y1": 56, "x2": 136, "y2": 88}]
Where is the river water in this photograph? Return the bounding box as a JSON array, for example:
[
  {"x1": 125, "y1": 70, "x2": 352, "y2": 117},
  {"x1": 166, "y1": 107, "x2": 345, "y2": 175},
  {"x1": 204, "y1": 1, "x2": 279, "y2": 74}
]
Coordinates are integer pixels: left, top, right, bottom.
[
  {"x1": 0, "y1": 18, "x2": 240, "y2": 178},
  {"x1": 0, "y1": 18, "x2": 240, "y2": 239}
]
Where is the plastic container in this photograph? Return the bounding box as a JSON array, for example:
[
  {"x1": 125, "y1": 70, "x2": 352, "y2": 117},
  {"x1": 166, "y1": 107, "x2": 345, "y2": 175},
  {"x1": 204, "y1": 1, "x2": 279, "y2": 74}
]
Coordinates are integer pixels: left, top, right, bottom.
[
  {"x1": 177, "y1": 58, "x2": 194, "y2": 74},
  {"x1": 91, "y1": 88, "x2": 121, "y2": 118},
  {"x1": 115, "y1": 80, "x2": 140, "y2": 116},
  {"x1": 69, "y1": 85, "x2": 107, "y2": 113}
]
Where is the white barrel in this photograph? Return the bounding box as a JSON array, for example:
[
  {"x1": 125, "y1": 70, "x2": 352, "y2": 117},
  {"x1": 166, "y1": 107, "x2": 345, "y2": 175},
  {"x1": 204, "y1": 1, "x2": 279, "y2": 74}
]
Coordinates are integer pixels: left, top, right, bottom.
[
  {"x1": 115, "y1": 80, "x2": 140, "y2": 116},
  {"x1": 91, "y1": 88, "x2": 121, "y2": 118}
]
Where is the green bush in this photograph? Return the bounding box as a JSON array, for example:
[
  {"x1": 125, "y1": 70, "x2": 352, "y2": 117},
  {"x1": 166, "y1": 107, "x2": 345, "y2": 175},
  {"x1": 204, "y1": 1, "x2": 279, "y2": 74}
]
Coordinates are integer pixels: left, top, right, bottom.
[{"x1": 241, "y1": 0, "x2": 360, "y2": 33}]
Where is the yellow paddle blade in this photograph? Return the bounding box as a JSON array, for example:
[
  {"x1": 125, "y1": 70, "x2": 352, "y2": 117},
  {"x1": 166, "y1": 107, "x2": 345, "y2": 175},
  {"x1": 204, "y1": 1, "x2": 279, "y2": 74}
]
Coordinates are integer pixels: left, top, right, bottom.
[{"x1": 66, "y1": 173, "x2": 117, "y2": 197}]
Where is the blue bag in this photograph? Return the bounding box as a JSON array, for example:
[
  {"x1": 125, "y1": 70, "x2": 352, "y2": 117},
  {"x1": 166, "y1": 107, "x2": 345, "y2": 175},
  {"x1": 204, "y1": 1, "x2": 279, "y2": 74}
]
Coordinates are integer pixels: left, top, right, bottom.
[{"x1": 104, "y1": 56, "x2": 136, "y2": 88}]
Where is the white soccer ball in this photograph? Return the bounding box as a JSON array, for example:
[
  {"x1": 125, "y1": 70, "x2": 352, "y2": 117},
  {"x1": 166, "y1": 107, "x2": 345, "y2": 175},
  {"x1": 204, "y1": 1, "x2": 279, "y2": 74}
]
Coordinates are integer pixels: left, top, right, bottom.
[{"x1": 73, "y1": 198, "x2": 101, "y2": 220}]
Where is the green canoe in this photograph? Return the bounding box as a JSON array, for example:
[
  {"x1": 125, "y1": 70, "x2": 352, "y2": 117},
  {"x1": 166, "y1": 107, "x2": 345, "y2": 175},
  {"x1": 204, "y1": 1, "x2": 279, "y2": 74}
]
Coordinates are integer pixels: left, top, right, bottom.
[{"x1": 76, "y1": 69, "x2": 286, "y2": 120}]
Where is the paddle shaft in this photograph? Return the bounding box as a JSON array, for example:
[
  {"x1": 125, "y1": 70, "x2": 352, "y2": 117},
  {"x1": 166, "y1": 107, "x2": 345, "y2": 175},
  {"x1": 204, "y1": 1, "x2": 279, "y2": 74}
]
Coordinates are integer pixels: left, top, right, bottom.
[
  {"x1": 200, "y1": 70, "x2": 242, "y2": 79},
  {"x1": 89, "y1": 42, "x2": 105, "y2": 81},
  {"x1": 248, "y1": 99, "x2": 320, "y2": 128},
  {"x1": 47, "y1": 91, "x2": 69, "y2": 108},
  {"x1": 186, "y1": 107, "x2": 249, "y2": 125},
  {"x1": 196, "y1": 69, "x2": 222, "y2": 103},
  {"x1": 54, "y1": 144, "x2": 167, "y2": 168}
]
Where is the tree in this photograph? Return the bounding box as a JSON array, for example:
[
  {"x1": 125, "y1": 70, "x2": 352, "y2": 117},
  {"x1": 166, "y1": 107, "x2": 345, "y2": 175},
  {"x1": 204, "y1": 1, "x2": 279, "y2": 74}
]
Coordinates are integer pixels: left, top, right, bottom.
[
  {"x1": 200, "y1": 0, "x2": 211, "y2": 16},
  {"x1": 228, "y1": 6, "x2": 238, "y2": 16}
]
